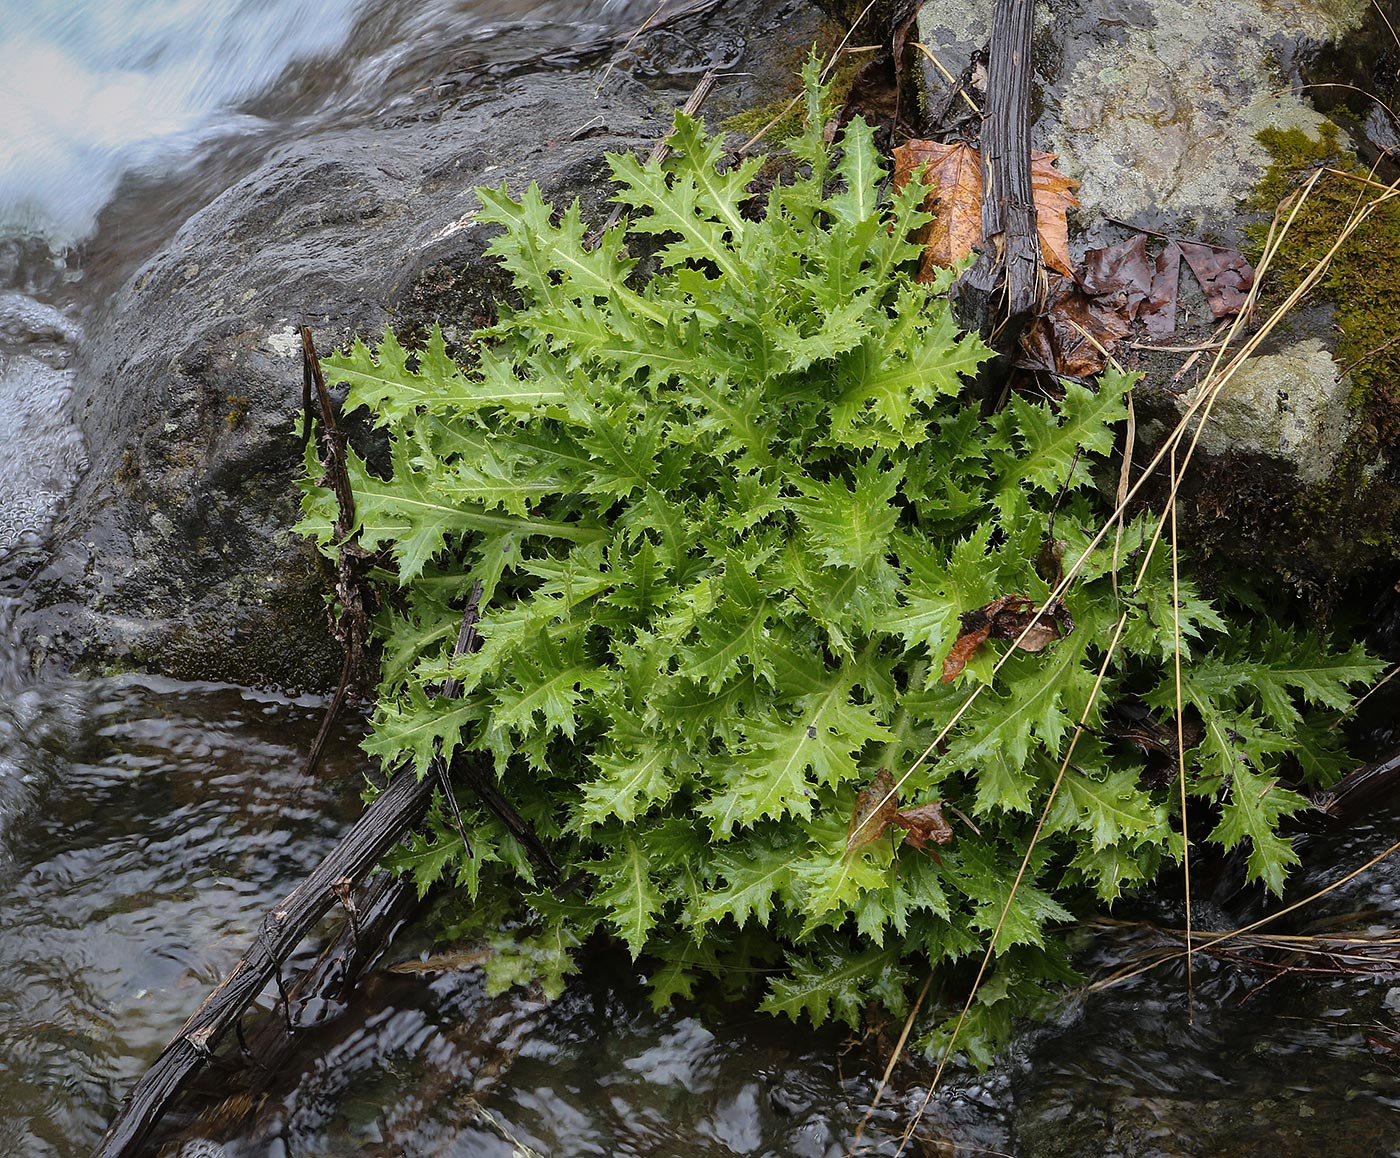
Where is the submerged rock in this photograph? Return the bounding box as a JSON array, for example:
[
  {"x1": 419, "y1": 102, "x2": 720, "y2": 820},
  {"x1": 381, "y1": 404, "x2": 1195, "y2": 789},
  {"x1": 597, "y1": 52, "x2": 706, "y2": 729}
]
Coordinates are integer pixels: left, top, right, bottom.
[{"x1": 10, "y1": 0, "x2": 826, "y2": 689}]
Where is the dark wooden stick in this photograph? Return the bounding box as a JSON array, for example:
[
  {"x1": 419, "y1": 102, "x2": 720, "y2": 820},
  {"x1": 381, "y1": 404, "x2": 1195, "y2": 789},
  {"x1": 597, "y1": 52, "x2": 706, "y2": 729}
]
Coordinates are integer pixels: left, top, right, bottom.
[
  {"x1": 1315, "y1": 748, "x2": 1400, "y2": 824},
  {"x1": 93, "y1": 596, "x2": 557, "y2": 1156},
  {"x1": 953, "y1": 0, "x2": 1043, "y2": 408},
  {"x1": 174, "y1": 870, "x2": 421, "y2": 1145},
  {"x1": 301, "y1": 327, "x2": 356, "y2": 533},
  {"x1": 434, "y1": 581, "x2": 484, "y2": 858},
  {"x1": 301, "y1": 326, "x2": 372, "y2": 778}
]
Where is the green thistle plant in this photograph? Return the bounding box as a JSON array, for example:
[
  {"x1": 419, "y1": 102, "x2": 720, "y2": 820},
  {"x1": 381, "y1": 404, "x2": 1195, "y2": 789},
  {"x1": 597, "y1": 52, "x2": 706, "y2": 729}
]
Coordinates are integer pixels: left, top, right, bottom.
[{"x1": 298, "y1": 61, "x2": 1380, "y2": 1062}]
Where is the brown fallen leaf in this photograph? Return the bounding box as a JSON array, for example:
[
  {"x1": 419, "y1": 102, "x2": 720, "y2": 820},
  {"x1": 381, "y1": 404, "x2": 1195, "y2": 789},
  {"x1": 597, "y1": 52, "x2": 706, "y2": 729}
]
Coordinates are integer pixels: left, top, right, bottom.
[
  {"x1": 846, "y1": 768, "x2": 957, "y2": 860},
  {"x1": 1019, "y1": 231, "x2": 1186, "y2": 377},
  {"x1": 892, "y1": 142, "x2": 1081, "y2": 280},
  {"x1": 891, "y1": 802, "x2": 954, "y2": 850},
  {"x1": 1017, "y1": 273, "x2": 1134, "y2": 378},
  {"x1": 1030, "y1": 151, "x2": 1081, "y2": 277},
  {"x1": 893, "y1": 139, "x2": 984, "y2": 273},
  {"x1": 939, "y1": 616, "x2": 993, "y2": 683},
  {"x1": 986, "y1": 595, "x2": 1074, "y2": 652},
  {"x1": 845, "y1": 768, "x2": 900, "y2": 857},
  {"x1": 940, "y1": 594, "x2": 1075, "y2": 682},
  {"x1": 1178, "y1": 241, "x2": 1255, "y2": 318},
  {"x1": 1079, "y1": 233, "x2": 1155, "y2": 315},
  {"x1": 831, "y1": 3, "x2": 923, "y2": 139},
  {"x1": 1140, "y1": 240, "x2": 1182, "y2": 339}
]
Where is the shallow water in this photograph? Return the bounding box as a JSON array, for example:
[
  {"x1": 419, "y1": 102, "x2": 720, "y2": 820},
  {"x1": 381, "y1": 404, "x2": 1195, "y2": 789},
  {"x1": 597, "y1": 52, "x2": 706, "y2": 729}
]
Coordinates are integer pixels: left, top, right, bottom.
[
  {"x1": 0, "y1": 677, "x2": 365, "y2": 1155},
  {"x1": 1, "y1": 674, "x2": 1395, "y2": 1156}
]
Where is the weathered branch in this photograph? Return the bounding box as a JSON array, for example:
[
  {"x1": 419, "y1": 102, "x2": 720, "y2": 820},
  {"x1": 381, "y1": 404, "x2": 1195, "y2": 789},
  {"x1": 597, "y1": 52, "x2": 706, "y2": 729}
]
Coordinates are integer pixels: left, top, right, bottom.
[
  {"x1": 177, "y1": 869, "x2": 420, "y2": 1145},
  {"x1": 301, "y1": 326, "x2": 374, "y2": 776},
  {"x1": 953, "y1": 0, "x2": 1044, "y2": 407},
  {"x1": 94, "y1": 579, "x2": 563, "y2": 1157},
  {"x1": 1315, "y1": 747, "x2": 1400, "y2": 824}
]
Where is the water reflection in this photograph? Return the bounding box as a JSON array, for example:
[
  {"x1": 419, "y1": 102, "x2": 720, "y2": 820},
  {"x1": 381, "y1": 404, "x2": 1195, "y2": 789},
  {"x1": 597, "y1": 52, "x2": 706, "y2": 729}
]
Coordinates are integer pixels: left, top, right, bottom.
[
  {"x1": 205, "y1": 963, "x2": 987, "y2": 1157},
  {"x1": 0, "y1": 677, "x2": 362, "y2": 1157},
  {"x1": 164, "y1": 817, "x2": 1400, "y2": 1158}
]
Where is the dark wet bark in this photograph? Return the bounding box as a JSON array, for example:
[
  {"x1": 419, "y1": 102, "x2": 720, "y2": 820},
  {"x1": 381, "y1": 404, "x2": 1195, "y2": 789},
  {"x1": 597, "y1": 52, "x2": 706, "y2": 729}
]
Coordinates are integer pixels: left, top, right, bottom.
[{"x1": 953, "y1": 0, "x2": 1044, "y2": 410}]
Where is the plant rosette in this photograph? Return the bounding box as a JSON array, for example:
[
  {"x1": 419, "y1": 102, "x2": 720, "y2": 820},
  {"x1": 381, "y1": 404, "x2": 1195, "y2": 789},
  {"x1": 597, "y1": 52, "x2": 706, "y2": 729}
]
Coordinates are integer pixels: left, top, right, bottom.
[{"x1": 299, "y1": 61, "x2": 1381, "y2": 1063}]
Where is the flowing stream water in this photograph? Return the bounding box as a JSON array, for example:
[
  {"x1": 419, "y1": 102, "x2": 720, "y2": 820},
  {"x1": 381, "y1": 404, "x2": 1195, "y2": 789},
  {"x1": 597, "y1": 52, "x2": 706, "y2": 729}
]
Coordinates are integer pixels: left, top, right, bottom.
[{"x1": 1, "y1": 4, "x2": 1399, "y2": 1156}]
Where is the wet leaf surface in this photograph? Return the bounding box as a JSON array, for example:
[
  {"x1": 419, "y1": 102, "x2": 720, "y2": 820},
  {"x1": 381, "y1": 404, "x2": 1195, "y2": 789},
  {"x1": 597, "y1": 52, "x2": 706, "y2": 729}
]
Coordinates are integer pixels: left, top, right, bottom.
[
  {"x1": 1019, "y1": 272, "x2": 1135, "y2": 378},
  {"x1": 890, "y1": 801, "x2": 954, "y2": 850},
  {"x1": 1015, "y1": 232, "x2": 1254, "y2": 376}
]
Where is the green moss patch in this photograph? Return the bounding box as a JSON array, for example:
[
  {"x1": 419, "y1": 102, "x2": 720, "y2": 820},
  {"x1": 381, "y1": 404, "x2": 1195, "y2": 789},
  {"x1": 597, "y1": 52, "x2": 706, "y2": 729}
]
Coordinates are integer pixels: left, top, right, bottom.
[{"x1": 1238, "y1": 123, "x2": 1400, "y2": 596}]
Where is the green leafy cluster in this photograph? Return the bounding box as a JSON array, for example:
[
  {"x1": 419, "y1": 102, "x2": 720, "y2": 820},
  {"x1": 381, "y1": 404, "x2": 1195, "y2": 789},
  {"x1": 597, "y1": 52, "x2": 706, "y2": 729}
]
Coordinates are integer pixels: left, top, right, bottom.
[{"x1": 299, "y1": 66, "x2": 1380, "y2": 1058}]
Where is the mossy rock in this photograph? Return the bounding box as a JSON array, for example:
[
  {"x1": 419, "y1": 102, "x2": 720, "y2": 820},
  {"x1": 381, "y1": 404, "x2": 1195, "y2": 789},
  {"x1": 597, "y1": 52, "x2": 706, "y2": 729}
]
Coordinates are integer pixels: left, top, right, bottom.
[{"x1": 1136, "y1": 120, "x2": 1400, "y2": 611}]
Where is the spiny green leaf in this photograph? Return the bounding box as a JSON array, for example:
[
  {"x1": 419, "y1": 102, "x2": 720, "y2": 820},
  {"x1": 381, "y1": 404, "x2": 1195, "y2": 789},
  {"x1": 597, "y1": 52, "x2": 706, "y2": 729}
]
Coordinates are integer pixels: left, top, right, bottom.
[
  {"x1": 1210, "y1": 765, "x2": 1309, "y2": 894},
  {"x1": 760, "y1": 939, "x2": 911, "y2": 1029},
  {"x1": 686, "y1": 841, "x2": 797, "y2": 932},
  {"x1": 575, "y1": 734, "x2": 693, "y2": 829},
  {"x1": 1046, "y1": 764, "x2": 1170, "y2": 851},
  {"x1": 795, "y1": 456, "x2": 903, "y2": 572},
  {"x1": 593, "y1": 835, "x2": 665, "y2": 956}
]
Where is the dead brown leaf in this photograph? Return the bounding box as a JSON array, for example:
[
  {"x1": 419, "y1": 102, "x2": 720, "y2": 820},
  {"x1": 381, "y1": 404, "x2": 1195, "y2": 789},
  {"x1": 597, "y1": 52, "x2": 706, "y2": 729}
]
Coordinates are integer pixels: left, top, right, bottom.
[
  {"x1": 892, "y1": 142, "x2": 1081, "y2": 281},
  {"x1": 831, "y1": 1, "x2": 925, "y2": 139},
  {"x1": 845, "y1": 768, "x2": 900, "y2": 857},
  {"x1": 940, "y1": 594, "x2": 1075, "y2": 682},
  {"x1": 986, "y1": 595, "x2": 1075, "y2": 652},
  {"x1": 1140, "y1": 240, "x2": 1182, "y2": 339},
  {"x1": 845, "y1": 768, "x2": 957, "y2": 859},
  {"x1": 1079, "y1": 234, "x2": 1155, "y2": 314},
  {"x1": 1018, "y1": 273, "x2": 1134, "y2": 378},
  {"x1": 893, "y1": 139, "x2": 984, "y2": 274},
  {"x1": 1030, "y1": 151, "x2": 1080, "y2": 277},
  {"x1": 1018, "y1": 232, "x2": 1190, "y2": 376},
  {"x1": 1178, "y1": 241, "x2": 1255, "y2": 318},
  {"x1": 891, "y1": 802, "x2": 954, "y2": 850},
  {"x1": 939, "y1": 614, "x2": 994, "y2": 683}
]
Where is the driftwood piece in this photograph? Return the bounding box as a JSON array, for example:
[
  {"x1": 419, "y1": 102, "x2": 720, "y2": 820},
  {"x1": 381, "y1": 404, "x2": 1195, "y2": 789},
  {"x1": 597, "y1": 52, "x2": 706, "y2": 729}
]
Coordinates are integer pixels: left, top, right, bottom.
[
  {"x1": 175, "y1": 869, "x2": 421, "y2": 1145},
  {"x1": 91, "y1": 765, "x2": 436, "y2": 1158},
  {"x1": 97, "y1": 407, "x2": 563, "y2": 1157},
  {"x1": 1316, "y1": 748, "x2": 1400, "y2": 824},
  {"x1": 93, "y1": 630, "x2": 560, "y2": 1155},
  {"x1": 953, "y1": 0, "x2": 1043, "y2": 408}
]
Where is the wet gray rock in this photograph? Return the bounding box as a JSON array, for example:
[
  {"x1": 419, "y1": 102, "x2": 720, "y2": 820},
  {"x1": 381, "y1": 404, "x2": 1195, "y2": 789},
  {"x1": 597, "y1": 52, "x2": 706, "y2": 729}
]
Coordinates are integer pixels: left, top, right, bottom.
[
  {"x1": 1172, "y1": 338, "x2": 1358, "y2": 486},
  {"x1": 0, "y1": 356, "x2": 86, "y2": 555},
  {"x1": 918, "y1": 0, "x2": 1363, "y2": 231},
  {"x1": 11, "y1": 0, "x2": 826, "y2": 689}
]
